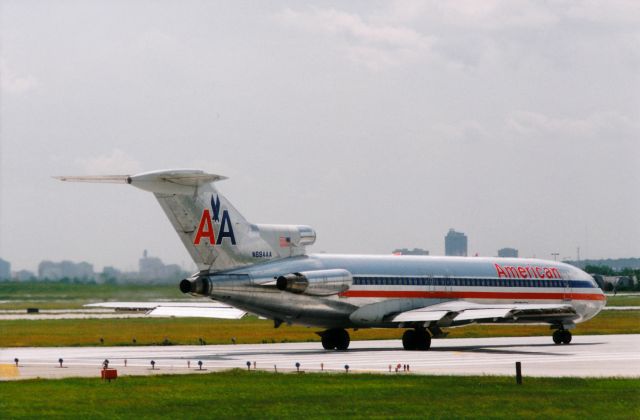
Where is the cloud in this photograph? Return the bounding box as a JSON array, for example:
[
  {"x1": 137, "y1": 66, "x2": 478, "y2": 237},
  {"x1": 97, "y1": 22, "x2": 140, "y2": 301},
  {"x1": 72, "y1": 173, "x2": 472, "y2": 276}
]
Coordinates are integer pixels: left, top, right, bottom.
[
  {"x1": 75, "y1": 149, "x2": 143, "y2": 174},
  {"x1": 435, "y1": 1, "x2": 559, "y2": 29},
  {"x1": 505, "y1": 111, "x2": 640, "y2": 143},
  {"x1": 426, "y1": 111, "x2": 639, "y2": 146},
  {"x1": 276, "y1": 2, "x2": 640, "y2": 71},
  {"x1": 431, "y1": 120, "x2": 492, "y2": 143},
  {"x1": 386, "y1": 1, "x2": 639, "y2": 29},
  {"x1": 275, "y1": 7, "x2": 434, "y2": 70},
  {"x1": 0, "y1": 60, "x2": 39, "y2": 94},
  {"x1": 564, "y1": 0, "x2": 640, "y2": 25}
]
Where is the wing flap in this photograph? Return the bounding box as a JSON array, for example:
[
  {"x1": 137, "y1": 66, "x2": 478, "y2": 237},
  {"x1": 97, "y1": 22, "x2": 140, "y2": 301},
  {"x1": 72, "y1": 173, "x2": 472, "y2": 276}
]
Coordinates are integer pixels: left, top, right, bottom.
[
  {"x1": 510, "y1": 304, "x2": 576, "y2": 318},
  {"x1": 454, "y1": 308, "x2": 514, "y2": 321},
  {"x1": 391, "y1": 310, "x2": 451, "y2": 323},
  {"x1": 388, "y1": 302, "x2": 576, "y2": 324}
]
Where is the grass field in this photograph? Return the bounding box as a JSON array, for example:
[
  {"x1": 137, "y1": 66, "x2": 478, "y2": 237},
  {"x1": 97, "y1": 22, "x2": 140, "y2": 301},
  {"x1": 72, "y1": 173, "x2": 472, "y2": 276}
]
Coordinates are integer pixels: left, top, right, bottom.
[
  {"x1": 1, "y1": 310, "x2": 638, "y2": 347},
  {"x1": 606, "y1": 295, "x2": 640, "y2": 307},
  {"x1": 0, "y1": 370, "x2": 638, "y2": 419},
  {"x1": 0, "y1": 281, "x2": 182, "y2": 309},
  {"x1": 1, "y1": 280, "x2": 638, "y2": 347}
]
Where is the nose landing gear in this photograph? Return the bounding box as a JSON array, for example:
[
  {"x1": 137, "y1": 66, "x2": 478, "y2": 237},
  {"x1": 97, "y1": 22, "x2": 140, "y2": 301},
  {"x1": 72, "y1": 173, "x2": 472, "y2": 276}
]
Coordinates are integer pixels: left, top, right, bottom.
[{"x1": 552, "y1": 329, "x2": 572, "y2": 344}]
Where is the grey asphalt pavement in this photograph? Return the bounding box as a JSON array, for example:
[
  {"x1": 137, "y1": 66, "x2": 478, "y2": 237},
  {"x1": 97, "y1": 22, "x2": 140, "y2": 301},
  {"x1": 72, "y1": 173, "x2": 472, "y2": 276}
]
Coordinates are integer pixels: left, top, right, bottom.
[{"x1": 1, "y1": 334, "x2": 638, "y2": 380}]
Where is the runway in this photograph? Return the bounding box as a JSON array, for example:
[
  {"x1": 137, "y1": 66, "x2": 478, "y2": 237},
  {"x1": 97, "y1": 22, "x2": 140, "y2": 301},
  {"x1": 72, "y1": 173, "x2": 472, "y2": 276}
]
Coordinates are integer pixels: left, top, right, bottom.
[
  {"x1": 0, "y1": 309, "x2": 148, "y2": 320},
  {"x1": 2, "y1": 334, "x2": 639, "y2": 380}
]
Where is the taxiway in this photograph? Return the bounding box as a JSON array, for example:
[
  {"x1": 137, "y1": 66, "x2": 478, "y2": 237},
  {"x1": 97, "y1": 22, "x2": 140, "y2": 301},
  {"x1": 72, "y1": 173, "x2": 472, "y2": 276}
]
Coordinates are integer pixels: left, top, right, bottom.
[{"x1": 2, "y1": 334, "x2": 639, "y2": 380}]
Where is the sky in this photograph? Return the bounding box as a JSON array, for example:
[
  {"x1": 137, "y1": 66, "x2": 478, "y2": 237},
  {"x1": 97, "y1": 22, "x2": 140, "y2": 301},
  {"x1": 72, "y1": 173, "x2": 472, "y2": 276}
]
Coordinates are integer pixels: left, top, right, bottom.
[{"x1": 1, "y1": 1, "x2": 639, "y2": 273}]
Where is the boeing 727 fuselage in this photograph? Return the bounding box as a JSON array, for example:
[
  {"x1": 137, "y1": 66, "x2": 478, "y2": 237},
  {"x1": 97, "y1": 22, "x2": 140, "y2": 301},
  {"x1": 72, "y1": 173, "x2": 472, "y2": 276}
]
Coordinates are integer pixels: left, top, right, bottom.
[{"x1": 58, "y1": 169, "x2": 605, "y2": 350}]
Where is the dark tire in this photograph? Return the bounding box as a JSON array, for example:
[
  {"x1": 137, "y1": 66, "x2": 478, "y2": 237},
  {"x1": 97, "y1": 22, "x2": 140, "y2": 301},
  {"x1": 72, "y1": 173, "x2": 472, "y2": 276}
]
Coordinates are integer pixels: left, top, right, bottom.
[
  {"x1": 552, "y1": 330, "x2": 563, "y2": 345},
  {"x1": 336, "y1": 329, "x2": 350, "y2": 350},
  {"x1": 321, "y1": 333, "x2": 335, "y2": 350},
  {"x1": 402, "y1": 330, "x2": 416, "y2": 350},
  {"x1": 561, "y1": 330, "x2": 572, "y2": 344},
  {"x1": 321, "y1": 328, "x2": 350, "y2": 350},
  {"x1": 415, "y1": 330, "x2": 431, "y2": 351}
]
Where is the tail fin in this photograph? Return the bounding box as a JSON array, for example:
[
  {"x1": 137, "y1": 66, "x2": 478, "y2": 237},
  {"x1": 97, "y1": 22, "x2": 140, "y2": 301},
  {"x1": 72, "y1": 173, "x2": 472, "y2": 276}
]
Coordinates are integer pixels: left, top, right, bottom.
[{"x1": 56, "y1": 169, "x2": 315, "y2": 272}]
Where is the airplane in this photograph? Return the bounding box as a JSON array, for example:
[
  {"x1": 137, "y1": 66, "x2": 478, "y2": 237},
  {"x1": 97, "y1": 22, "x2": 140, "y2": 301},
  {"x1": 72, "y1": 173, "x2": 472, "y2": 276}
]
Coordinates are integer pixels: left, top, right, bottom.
[{"x1": 56, "y1": 169, "x2": 605, "y2": 350}]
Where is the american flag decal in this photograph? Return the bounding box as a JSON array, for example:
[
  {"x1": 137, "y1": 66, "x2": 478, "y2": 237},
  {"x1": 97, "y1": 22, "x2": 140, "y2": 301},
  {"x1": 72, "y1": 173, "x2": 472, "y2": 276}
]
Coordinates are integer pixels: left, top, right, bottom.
[{"x1": 279, "y1": 236, "x2": 291, "y2": 247}]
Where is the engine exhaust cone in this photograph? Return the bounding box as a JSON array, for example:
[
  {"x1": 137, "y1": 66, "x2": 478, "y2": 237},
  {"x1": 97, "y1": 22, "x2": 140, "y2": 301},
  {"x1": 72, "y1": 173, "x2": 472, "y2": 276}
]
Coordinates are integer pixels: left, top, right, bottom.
[
  {"x1": 179, "y1": 279, "x2": 192, "y2": 294},
  {"x1": 276, "y1": 276, "x2": 287, "y2": 291}
]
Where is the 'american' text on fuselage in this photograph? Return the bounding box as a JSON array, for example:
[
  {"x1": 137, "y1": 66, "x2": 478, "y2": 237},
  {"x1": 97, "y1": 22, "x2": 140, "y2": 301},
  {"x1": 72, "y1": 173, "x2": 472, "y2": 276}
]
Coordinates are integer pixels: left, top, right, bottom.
[{"x1": 495, "y1": 264, "x2": 561, "y2": 279}]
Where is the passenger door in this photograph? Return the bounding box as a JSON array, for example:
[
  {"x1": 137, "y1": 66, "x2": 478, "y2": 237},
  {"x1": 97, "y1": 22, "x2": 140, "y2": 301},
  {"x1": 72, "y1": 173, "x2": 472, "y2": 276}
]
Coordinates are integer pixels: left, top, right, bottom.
[{"x1": 562, "y1": 279, "x2": 572, "y2": 302}]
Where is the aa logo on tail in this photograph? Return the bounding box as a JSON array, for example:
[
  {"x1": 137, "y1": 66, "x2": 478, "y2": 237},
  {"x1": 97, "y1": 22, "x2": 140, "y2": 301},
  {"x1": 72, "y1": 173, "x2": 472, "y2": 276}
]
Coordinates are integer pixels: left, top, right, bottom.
[{"x1": 193, "y1": 195, "x2": 236, "y2": 246}]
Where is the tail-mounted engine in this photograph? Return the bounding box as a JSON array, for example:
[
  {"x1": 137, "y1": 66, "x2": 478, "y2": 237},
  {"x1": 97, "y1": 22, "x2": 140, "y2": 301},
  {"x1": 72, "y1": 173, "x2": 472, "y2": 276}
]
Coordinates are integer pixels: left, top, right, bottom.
[
  {"x1": 180, "y1": 272, "x2": 250, "y2": 297},
  {"x1": 276, "y1": 269, "x2": 352, "y2": 296},
  {"x1": 180, "y1": 273, "x2": 211, "y2": 296}
]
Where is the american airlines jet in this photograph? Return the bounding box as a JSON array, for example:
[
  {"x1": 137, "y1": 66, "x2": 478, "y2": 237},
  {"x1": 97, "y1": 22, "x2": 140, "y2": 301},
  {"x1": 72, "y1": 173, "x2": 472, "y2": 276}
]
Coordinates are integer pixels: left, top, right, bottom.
[{"x1": 57, "y1": 169, "x2": 605, "y2": 351}]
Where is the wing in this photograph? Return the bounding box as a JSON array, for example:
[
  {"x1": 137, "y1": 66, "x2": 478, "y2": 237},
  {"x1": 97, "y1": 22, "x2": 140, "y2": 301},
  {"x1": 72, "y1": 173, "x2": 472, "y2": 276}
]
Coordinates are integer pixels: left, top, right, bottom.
[
  {"x1": 84, "y1": 301, "x2": 247, "y2": 319},
  {"x1": 389, "y1": 301, "x2": 577, "y2": 326}
]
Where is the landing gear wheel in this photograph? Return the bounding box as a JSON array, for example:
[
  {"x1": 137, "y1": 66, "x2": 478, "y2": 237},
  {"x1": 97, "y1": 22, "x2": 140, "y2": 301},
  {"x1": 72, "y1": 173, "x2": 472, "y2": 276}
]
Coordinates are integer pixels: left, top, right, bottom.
[
  {"x1": 553, "y1": 330, "x2": 572, "y2": 345},
  {"x1": 321, "y1": 333, "x2": 335, "y2": 350},
  {"x1": 402, "y1": 329, "x2": 431, "y2": 351},
  {"x1": 335, "y1": 329, "x2": 350, "y2": 350},
  {"x1": 321, "y1": 328, "x2": 350, "y2": 350},
  {"x1": 402, "y1": 330, "x2": 416, "y2": 350},
  {"x1": 415, "y1": 329, "x2": 431, "y2": 350}
]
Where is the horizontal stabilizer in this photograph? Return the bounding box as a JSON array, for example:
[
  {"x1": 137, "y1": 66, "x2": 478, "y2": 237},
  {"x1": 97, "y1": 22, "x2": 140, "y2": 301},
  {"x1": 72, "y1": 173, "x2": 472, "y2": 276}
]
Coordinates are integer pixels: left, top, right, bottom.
[
  {"x1": 57, "y1": 168, "x2": 308, "y2": 272},
  {"x1": 54, "y1": 175, "x2": 130, "y2": 183},
  {"x1": 55, "y1": 169, "x2": 227, "y2": 190}
]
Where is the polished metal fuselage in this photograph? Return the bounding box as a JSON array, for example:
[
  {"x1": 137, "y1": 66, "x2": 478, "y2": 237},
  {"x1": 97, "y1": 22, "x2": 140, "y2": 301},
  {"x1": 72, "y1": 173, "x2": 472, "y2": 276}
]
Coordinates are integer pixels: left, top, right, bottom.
[
  {"x1": 58, "y1": 170, "x2": 605, "y2": 331},
  {"x1": 202, "y1": 254, "x2": 605, "y2": 329}
]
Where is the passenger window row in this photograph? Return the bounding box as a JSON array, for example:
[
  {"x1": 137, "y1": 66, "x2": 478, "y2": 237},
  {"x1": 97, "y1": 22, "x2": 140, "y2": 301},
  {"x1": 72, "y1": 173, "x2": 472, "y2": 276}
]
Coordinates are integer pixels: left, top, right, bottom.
[{"x1": 352, "y1": 277, "x2": 593, "y2": 288}]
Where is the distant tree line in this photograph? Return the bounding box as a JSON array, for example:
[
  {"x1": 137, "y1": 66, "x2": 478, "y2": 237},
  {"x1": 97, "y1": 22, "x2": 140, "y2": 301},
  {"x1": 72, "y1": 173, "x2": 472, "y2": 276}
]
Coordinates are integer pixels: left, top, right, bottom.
[{"x1": 583, "y1": 265, "x2": 640, "y2": 292}]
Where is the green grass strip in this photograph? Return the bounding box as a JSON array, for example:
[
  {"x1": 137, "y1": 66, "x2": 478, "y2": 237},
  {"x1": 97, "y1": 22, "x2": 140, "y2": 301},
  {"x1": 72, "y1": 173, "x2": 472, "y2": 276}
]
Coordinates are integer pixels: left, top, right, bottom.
[
  {"x1": 1, "y1": 310, "x2": 638, "y2": 347},
  {"x1": 0, "y1": 370, "x2": 638, "y2": 419}
]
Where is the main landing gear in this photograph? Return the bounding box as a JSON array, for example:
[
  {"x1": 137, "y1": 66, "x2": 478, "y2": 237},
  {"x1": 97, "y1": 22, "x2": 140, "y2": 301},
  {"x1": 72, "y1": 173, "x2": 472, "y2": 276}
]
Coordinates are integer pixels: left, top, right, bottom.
[
  {"x1": 321, "y1": 328, "x2": 350, "y2": 350},
  {"x1": 552, "y1": 329, "x2": 572, "y2": 345},
  {"x1": 402, "y1": 328, "x2": 431, "y2": 351}
]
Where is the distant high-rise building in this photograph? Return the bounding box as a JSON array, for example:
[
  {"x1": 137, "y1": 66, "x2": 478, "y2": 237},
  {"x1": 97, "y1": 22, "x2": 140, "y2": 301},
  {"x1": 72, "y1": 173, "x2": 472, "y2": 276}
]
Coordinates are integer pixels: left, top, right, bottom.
[
  {"x1": 14, "y1": 270, "x2": 36, "y2": 281},
  {"x1": 498, "y1": 248, "x2": 519, "y2": 258},
  {"x1": 445, "y1": 229, "x2": 467, "y2": 256},
  {"x1": 100, "y1": 266, "x2": 122, "y2": 283},
  {"x1": 0, "y1": 258, "x2": 10, "y2": 280},
  {"x1": 139, "y1": 251, "x2": 165, "y2": 281},
  {"x1": 38, "y1": 260, "x2": 94, "y2": 280},
  {"x1": 139, "y1": 250, "x2": 184, "y2": 282},
  {"x1": 392, "y1": 248, "x2": 429, "y2": 256}
]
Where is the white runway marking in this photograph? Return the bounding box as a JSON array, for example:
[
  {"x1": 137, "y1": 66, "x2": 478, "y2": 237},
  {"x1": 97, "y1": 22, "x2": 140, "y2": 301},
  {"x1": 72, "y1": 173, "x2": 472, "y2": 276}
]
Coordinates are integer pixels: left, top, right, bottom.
[
  {"x1": 0, "y1": 309, "x2": 149, "y2": 320},
  {"x1": 2, "y1": 334, "x2": 639, "y2": 380}
]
